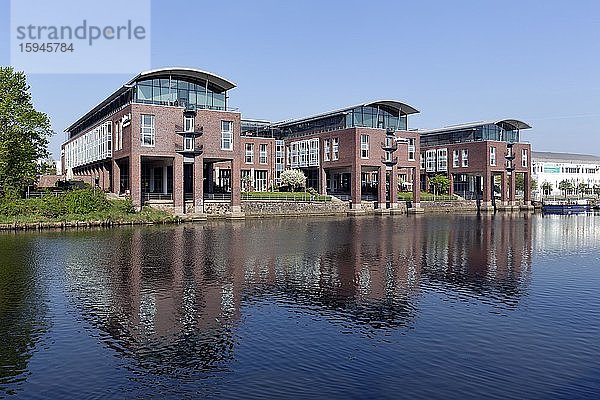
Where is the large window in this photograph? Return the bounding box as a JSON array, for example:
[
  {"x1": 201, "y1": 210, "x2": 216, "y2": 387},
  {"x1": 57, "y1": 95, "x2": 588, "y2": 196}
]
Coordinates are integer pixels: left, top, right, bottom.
[
  {"x1": 259, "y1": 144, "x2": 268, "y2": 164},
  {"x1": 324, "y1": 139, "x2": 330, "y2": 161},
  {"x1": 408, "y1": 138, "x2": 416, "y2": 161},
  {"x1": 420, "y1": 153, "x2": 425, "y2": 170},
  {"x1": 453, "y1": 150, "x2": 459, "y2": 168},
  {"x1": 490, "y1": 146, "x2": 496, "y2": 166},
  {"x1": 426, "y1": 150, "x2": 436, "y2": 172},
  {"x1": 289, "y1": 138, "x2": 319, "y2": 168},
  {"x1": 245, "y1": 143, "x2": 254, "y2": 164},
  {"x1": 134, "y1": 77, "x2": 226, "y2": 110},
  {"x1": 522, "y1": 149, "x2": 528, "y2": 167},
  {"x1": 436, "y1": 148, "x2": 447, "y2": 171},
  {"x1": 254, "y1": 170, "x2": 268, "y2": 192},
  {"x1": 332, "y1": 138, "x2": 339, "y2": 160},
  {"x1": 184, "y1": 134, "x2": 194, "y2": 151},
  {"x1": 462, "y1": 149, "x2": 469, "y2": 167},
  {"x1": 221, "y1": 121, "x2": 233, "y2": 150},
  {"x1": 309, "y1": 139, "x2": 319, "y2": 166},
  {"x1": 184, "y1": 115, "x2": 194, "y2": 132},
  {"x1": 360, "y1": 134, "x2": 370, "y2": 159},
  {"x1": 141, "y1": 114, "x2": 155, "y2": 147}
]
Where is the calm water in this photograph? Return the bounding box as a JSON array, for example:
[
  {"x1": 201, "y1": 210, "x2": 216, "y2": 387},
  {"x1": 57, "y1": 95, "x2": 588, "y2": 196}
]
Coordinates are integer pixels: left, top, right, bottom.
[{"x1": 1, "y1": 214, "x2": 599, "y2": 399}]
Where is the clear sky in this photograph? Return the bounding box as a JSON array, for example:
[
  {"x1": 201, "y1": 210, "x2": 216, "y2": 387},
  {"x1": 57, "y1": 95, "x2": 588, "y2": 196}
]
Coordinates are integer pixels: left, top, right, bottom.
[{"x1": 1, "y1": 0, "x2": 599, "y2": 159}]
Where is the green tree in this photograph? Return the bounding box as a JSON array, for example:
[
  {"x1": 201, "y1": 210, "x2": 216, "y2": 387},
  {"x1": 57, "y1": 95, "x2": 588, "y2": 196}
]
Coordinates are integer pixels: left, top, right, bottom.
[
  {"x1": 541, "y1": 181, "x2": 553, "y2": 196},
  {"x1": 577, "y1": 182, "x2": 589, "y2": 197},
  {"x1": 0, "y1": 67, "x2": 53, "y2": 198},
  {"x1": 593, "y1": 184, "x2": 600, "y2": 197},
  {"x1": 531, "y1": 178, "x2": 538, "y2": 191},
  {"x1": 558, "y1": 179, "x2": 574, "y2": 197},
  {"x1": 429, "y1": 174, "x2": 450, "y2": 195},
  {"x1": 280, "y1": 169, "x2": 306, "y2": 192}
]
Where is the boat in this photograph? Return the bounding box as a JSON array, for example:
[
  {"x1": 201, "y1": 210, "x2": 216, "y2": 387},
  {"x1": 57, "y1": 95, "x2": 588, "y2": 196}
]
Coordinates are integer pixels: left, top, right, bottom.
[{"x1": 542, "y1": 200, "x2": 590, "y2": 214}]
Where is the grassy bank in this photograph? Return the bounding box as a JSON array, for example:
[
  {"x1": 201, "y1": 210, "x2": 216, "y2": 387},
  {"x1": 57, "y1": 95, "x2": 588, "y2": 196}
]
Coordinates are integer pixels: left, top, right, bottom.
[{"x1": 0, "y1": 189, "x2": 176, "y2": 225}]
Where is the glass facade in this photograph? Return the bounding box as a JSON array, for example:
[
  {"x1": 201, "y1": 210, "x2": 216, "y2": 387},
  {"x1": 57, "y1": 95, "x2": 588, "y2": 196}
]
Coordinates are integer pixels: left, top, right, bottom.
[
  {"x1": 134, "y1": 77, "x2": 226, "y2": 110},
  {"x1": 421, "y1": 123, "x2": 521, "y2": 147}
]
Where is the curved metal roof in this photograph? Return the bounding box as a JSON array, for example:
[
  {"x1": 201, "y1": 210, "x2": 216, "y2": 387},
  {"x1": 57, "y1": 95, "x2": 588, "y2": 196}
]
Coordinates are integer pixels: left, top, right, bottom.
[
  {"x1": 494, "y1": 119, "x2": 531, "y2": 130},
  {"x1": 127, "y1": 67, "x2": 236, "y2": 92},
  {"x1": 365, "y1": 100, "x2": 419, "y2": 116},
  {"x1": 421, "y1": 118, "x2": 532, "y2": 135}
]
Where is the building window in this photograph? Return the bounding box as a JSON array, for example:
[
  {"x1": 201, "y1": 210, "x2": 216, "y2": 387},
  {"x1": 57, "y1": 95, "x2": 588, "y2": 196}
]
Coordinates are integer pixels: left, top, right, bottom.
[
  {"x1": 461, "y1": 149, "x2": 469, "y2": 167},
  {"x1": 332, "y1": 138, "x2": 339, "y2": 160},
  {"x1": 490, "y1": 146, "x2": 496, "y2": 166},
  {"x1": 141, "y1": 114, "x2": 155, "y2": 147},
  {"x1": 453, "y1": 150, "x2": 459, "y2": 168},
  {"x1": 254, "y1": 170, "x2": 268, "y2": 191},
  {"x1": 221, "y1": 121, "x2": 233, "y2": 150},
  {"x1": 259, "y1": 144, "x2": 268, "y2": 164},
  {"x1": 522, "y1": 149, "x2": 528, "y2": 167},
  {"x1": 360, "y1": 134, "x2": 369, "y2": 159},
  {"x1": 385, "y1": 150, "x2": 392, "y2": 162},
  {"x1": 245, "y1": 143, "x2": 254, "y2": 164},
  {"x1": 324, "y1": 139, "x2": 330, "y2": 162},
  {"x1": 241, "y1": 169, "x2": 252, "y2": 191},
  {"x1": 426, "y1": 150, "x2": 436, "y2": 172},
  {"x1": 309, "y1": 138, "x2": 319, "y2": 166},
  {"x1": 408, "y1": 138, "x2": 416, "y2": 161},
  {"x1": 184, "y1": 134, "x2": 194, "y2": 151},
  {"x1": 437, "y1": 148, "x2": 447, "y2": 172},
  {"x1": 420, "y1": 153, "x2": 425, "y2": 170},
  {"x1": 184, "y1": 115, "x2": 194, "y2": 132}
]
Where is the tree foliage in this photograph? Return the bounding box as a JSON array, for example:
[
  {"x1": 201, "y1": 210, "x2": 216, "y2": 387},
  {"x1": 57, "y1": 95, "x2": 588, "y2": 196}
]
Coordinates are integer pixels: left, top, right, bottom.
[
  {"x1": 280, "y1": 169, "x2": 306, "y2": 192},
  {"x1": 429, "y1": 174, "x2": 450, "y2": 195},
  {"x1": 558, "y1": 179, "x2": 573, "y2": 196},
  {"x1": 0, "y1": 67, "x2": 53, "y2": 198},
  {"x1": 541, "y1": 181, "x2": 553, "y2": 195}
]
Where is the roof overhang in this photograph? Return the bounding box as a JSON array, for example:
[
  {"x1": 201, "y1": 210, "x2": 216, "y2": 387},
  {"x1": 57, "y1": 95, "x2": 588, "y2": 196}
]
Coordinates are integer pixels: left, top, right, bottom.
[
  {"x1": 365, "y1": 100, "x2": 419, "y2": 116},
  {"x1": 495, "y1": 119, "x2": 532, "y2": 130}
]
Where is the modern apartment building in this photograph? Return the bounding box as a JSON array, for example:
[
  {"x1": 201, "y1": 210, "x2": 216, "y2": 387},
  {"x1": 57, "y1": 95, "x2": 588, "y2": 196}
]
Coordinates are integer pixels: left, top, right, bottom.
[
  {"x1": 532, "y1": 151, "x2": 600, "y2": 198},
  {"x1": 419, "y1": 120, "x2": 532, "y2": 208}
]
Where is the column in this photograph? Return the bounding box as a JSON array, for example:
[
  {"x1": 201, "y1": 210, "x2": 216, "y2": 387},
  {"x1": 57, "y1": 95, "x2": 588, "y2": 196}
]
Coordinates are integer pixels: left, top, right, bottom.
[
  {"x1": 173, "y1": 154, "x2": 184, "y2": 214},
  {"x1": 194, "y1": 158, "x2": 204, "y2": 213},
  {"x1": 112, "y1": 159, "x2": 120, "y2": 195},
  {"x1": 377, "y1": 166, "x2": 386, "y2": 209},
  {"x1": 130, "y1": 155, "x2": 141, "y2": 208},
  {"x1": 162, "y1": 164, "x2": 168, "y2": 194},
  {"x1": 231, "y1": 158, "x2": 242, "y2": 213},
  {"x1": 448, "y1": 173, "x2": 454, "y2": 196},
  {"x1": 390, "y1": 165, "x2": 398, "y2": 208},
  {"x1": 207, "y1": 163, "x2": 215, "y2": 194},
  {"x1": 501, "y1": 172, "x2": 508, "y2": 206},
  {"x1": 482, "y1": 174, "x2": 492, "y2": 204},
  {"x1": 320, "y1": 166, "x2": 327, "y2": 195},
  {"x1": 351, "y1": 163, "x2": 362, "y2": 209},
  {"x1": 412, "y1": 167, "x2": 421, "y2": 205},
  {"x1": 509, "y1": 172, "x2": 516, "y2": 205},
  {"x1": 524, "y1": 172, "x2": 531, "y2": 204}
]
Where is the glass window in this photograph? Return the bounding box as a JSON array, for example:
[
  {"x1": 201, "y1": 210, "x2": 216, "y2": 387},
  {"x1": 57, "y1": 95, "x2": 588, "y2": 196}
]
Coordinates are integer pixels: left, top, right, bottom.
[
  {"x1": 332, "y1": 138, "x2": 339, "y2": 160},
  {"x1": 453, "y1": 150, "x2": 459, "y2": 168},
  {"x1": 408, "y1": 138, "x2": 416, "y2": 161},
  {"x1": 522, "y1": 149, "x2": 528, "y2": 167},
  {"x1": 462, "y1": 149, "x2": 469, "y2": 167},
  {"x1": 184, "y1": 115, "x2": 194, "y2": 132},
  {"x1": 360, "y1": 134, "x2": 369, "y2": 159},
  {"x1": 221, "y1": 121, "x2": 233, "y2": 150},
  {"x1": 324, "y1": 139, "x2": 330, "y2": 161},
  {"x1": 141, "y1": 114, "x2": 155, "y2": 147},
  {"x1": 437, "y1": 148, "x2": 447, "y2": 171},
  {"x1": 426, "y1": 150, "x2": 436, "y2": 172},
  {"x1": 490, "y1": 146, "x2": 496, "y2": 166},
  {"x1": 245, "y1": 143, "x2": 254, "y2": 163},
  {"x1": 259, "y1": 144, "x2": 268, "y2": 164},
  {"x1": 184, "y1": 134, "x2": 194, "y2": 151}
]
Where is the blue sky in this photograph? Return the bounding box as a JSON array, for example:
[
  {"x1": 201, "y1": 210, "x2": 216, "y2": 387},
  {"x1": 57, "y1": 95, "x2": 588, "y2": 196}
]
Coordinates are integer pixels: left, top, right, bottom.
[{"x1": 1, "y1": 0, "x2": 599, "y2": 159}]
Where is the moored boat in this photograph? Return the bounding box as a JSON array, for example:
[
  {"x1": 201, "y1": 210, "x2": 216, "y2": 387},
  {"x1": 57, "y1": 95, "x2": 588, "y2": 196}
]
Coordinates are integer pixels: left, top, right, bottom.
[{"x1": 542, "y1": 200, "x2": 589, "y2": 214}]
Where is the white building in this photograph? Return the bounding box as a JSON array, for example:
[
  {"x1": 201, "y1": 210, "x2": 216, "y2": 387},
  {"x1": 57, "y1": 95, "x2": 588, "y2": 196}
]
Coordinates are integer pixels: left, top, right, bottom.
[{"x1": 532, "y1": 151, "x2": 600, "y2": 198}]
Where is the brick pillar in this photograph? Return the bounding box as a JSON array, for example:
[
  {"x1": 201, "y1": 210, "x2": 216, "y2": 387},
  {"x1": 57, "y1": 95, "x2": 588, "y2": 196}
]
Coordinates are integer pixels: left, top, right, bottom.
[
  {"x1": 207, "y1": 163, "x2": 214, "y2": 193},
  {"x1": 112, "y1": 159, "x2": 120, "y2": 195},
  {"x1": 509, "y1": 172, "x2": 516, "y2": 205},
  {"x1": 320, "y1": 166, "x2": 327, "y2": 195},
  {"x1": 231, "y1": 158, "x2": 241, "y2": 213},
  {"x1": 412, "y1": 167, "x2": 421, "y2": 205},
  {"x1": 130, "y1": 155, "x2": 141, "y2": 209},
  {"x1": 390, "y1": 165, "x2": 398, "y2": 208},
  {"x1": 194, "y1": 157, "x2": 204, "y2": 213},
  {"x1": 448, "y1": 173, "x2": 454, "y2": 196},
  {"x1": 377, "y1": 166, "x2": 386, "y2": 209},
  {"x1": 351, "y1": 163, "x2": 362, "y2": 209},
  {"x1": 482, "y1": 173, "x2": 492, "y2": 204},
  {"x1": 173, "y1": 154, "x2": 184, "y2": 214}
]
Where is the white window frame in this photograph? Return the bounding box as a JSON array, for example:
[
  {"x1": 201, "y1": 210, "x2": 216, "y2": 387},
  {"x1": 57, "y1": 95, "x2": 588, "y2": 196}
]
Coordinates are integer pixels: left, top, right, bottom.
[
  {"x1": 461, "y1": 149, "x2": 469, "y2": 167},
  {"x1": 490, "y1": 146, "x2": 496, "y2": 166},
  {"x1": 408, "y1": 138, "x2": 416, "y2": 161},
  {"x1": 259, "y1": 143, "x2": 268, "y2": 164},
  {"x1": 437, "y1": 148, "x2": 447, "y2": 172},
  {"x1": 453, "y1": 150, "x2": 460, "y2": 168},
  {"x1": 221, "y1": 120, "x2": 233, "y2": 151},
  {"x1": 360, "y1": 134, "x2": 369, "y2": 159},
  {"x1": 324, "y1": 139, "x2": 330, "y2": 161},
  {"x1": 420, "y1": 153, "x2": 426, "y2": 170},
  {"x1": 332, "y1": 138, "x2": 339, "y2": 161},
  {"x1": 141, "y1": 114, "x2": 155, "y2": 147},
  {"x1": 184, "y1": 115, "x2": 194, "y2": 132},
  {"x1": 522, "y1": 149, "x2": 528, "y2": 167},
  {"x1": 245, "y1": 143, "x2": 254, "y2": 164},
  {"x1": 426, "y1": 150, "x2": 436, "y2": 172},
  {"x1": 184, "y1": 134, "x2": 194, "y2": 151}
]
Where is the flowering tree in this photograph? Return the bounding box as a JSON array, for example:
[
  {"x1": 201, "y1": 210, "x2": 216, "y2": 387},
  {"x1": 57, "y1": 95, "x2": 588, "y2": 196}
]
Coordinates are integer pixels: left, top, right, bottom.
[{"x1": 280, "y1": 169, "x2": 306, "y2": 192}]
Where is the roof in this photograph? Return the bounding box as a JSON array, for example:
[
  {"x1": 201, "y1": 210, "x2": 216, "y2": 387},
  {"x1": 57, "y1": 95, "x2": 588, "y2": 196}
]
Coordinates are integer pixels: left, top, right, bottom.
[
  {"x1": 420, "y1": 119, "x2": 532, "y2": 135},
  {"x1": 532, "y1": 151, "x2": 600, "y2": 163},
  {"x1": 66, "y1": 67, "x2": 236, "y2": 132},
  {"x1": 272, "y1": 100, "x2": 419, "y2": 127}
]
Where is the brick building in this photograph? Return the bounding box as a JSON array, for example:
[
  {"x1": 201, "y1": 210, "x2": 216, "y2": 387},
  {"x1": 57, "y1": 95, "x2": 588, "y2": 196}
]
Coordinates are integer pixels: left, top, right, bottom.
[{"x1": 419, "y1": 120, "x2": 532, "y2": 209}]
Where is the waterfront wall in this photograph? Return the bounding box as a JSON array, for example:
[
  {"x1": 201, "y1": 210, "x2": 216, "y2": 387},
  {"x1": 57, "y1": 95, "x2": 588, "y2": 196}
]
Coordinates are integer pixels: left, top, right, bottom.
[{"x1": 241, "y1": 201, "x2": 350, "y2": 217}]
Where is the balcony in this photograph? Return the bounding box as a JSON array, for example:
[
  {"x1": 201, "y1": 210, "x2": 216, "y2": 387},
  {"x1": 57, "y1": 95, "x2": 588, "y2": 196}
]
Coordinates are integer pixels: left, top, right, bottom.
[
  {"x1": 505, "y1": 152, "x2": 515, "y2": 160},
  {"x1": 175, "y1": 143, "x2": 203, "y2": 155},
  {"x1": 175, "y1": 125, "x2": 203, "y2": 136},
  {"x1": 381, "y1": 141, "x2": 398, "y2": 152},
  {"x1": 381, "y1": 155, "x2": 398, "y2": 166}
]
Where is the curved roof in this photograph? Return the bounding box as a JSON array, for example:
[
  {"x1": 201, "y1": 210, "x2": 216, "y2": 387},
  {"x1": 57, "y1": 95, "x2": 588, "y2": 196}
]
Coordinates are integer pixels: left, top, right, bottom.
[
  {"x1": 495, "y1": 119, "x2": 531, "y2": 130},
  {"x1": 127, "y1": 67, "x2": 236, "y2": 92},
  {"x1": 365, "y1": 100, "x2": 419, "y2": 116}
]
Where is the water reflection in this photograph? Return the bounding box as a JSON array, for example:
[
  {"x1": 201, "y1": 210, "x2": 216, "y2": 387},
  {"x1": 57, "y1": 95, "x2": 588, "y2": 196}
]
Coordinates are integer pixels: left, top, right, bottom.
[{"x1": 57, "y1": 214, "x2": 532, "y2": 376}]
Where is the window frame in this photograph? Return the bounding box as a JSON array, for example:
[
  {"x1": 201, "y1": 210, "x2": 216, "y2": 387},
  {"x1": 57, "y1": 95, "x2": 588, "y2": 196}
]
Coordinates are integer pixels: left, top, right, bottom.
[
  {"x1": 140, "y1": 114, "x2": 155, "y2": 147},
  {"x1": 221, "y1": 120, "x2": 233, "y2": 151}
]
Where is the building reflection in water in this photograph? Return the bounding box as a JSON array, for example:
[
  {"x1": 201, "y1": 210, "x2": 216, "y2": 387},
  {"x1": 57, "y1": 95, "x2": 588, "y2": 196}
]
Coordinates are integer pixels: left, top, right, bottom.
[{"x1": 62, "y1": 214, "x2": 533, "y2": 374}]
